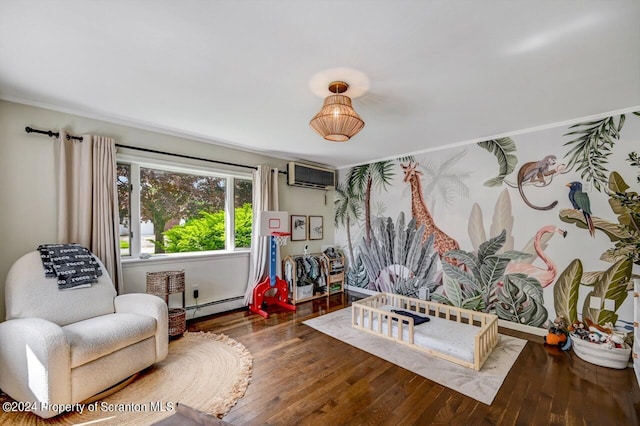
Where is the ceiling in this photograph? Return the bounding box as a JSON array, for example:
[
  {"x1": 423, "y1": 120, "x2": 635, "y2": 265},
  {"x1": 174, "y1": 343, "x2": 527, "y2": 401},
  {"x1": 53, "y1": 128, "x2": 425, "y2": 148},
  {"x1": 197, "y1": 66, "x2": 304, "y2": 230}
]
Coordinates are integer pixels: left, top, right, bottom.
[{"x1": 1, "y1": 1, "x2": 639, "y2": 169}]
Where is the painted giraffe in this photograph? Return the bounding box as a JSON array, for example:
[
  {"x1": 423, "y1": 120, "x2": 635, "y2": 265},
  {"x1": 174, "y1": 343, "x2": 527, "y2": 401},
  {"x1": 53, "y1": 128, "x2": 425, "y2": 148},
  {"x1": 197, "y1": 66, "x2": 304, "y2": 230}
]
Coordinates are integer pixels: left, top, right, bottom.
[{"x1": 402, "y1": 162, "x2": 460, "y2": 260}]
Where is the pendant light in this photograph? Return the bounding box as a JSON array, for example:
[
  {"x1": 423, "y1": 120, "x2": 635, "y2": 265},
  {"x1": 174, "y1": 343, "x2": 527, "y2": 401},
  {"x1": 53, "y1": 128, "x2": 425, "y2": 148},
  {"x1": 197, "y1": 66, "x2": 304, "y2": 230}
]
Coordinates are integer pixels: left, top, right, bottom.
[{"x1": 309, "y1": 81, "x2": 365, "y2": 142}]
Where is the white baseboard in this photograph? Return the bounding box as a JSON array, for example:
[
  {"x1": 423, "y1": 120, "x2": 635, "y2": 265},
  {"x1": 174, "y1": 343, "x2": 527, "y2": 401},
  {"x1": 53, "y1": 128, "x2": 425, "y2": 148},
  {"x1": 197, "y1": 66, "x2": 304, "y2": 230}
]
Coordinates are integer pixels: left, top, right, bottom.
[
  {"x1": 186, "y1": 298, "x2": 245, "y2": 320},
  {"x1": 345, "y1": 285, "x2": 379, "y2": 296},
  {"x1": 498, "y1": 319, "x2": 547, "y2": 336}
]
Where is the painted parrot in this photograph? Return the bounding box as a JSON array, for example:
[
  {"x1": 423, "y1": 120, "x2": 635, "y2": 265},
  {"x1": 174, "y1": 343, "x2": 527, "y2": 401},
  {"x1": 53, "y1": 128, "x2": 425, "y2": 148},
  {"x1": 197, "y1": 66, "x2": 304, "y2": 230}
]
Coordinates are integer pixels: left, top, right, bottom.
[{"x1": 566, "y1": 181, "x2": 595, "y2": 237}]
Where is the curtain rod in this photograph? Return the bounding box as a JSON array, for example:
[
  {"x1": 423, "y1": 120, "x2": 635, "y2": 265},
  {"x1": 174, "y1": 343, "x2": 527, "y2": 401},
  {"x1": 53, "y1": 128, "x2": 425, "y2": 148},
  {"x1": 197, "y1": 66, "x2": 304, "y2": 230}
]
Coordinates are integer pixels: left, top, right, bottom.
[
  {"x1": 25, "y1": 126, "x2": 286, "y2": 174},
  {"x1": 25, "y1": 126, "x2": 84, "y2": 141}
]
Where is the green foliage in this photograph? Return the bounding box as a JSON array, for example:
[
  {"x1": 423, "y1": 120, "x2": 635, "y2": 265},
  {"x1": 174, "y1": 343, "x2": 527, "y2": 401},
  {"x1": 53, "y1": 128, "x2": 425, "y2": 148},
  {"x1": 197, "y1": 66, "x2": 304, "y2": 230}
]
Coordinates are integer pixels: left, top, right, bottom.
[
  {"x1": 419, "y1": 150, "x2": 471, "y2": 212},
  {"x1": 477, "y1": 138, "x2": 518, "y2": 187},
  {"x1": 559, "y1": 172, "x2": 639, "y2": 266},
  {"x1": 435, "y1": 230, "x2": 547, "y2": 326},
  {"x1": 346, "y1": 255, "x2": 369, "y2": 288},
  {"x1": 606, "y1": 172, "x2": 640, "y2": 265},
  {"x1": 334, "y1": 182, "x2": 362, "y2": 228},
  {"x1": 553, "y1": 259, "x2": 582, "y2": 324},
  {"x1": 116, "y1": 164, "x2": 131, "y2": 226},
  {"x1": 582, "y1": 258, "x2": 632, "y2": 325},
  {"x1": 629, "y1": 151, "x2": 640, "y2": 183},
  {"x1": 554, "y1": 257, "x2": 632, "y2": 327},
  {"x1": 234, "y1": 203, "x2": 253, "y2": 248},
  {"x1": 346, "y1": 160, "x2": 395, "y2": 244},
  {"x1": 334, "y1": 182, "x2": 363, "y2": 263},
  {"x1": 163, "y1": 203, "x2": 252, "y2": 252},
  {"x1": 346, "y1": 161, "x2": 396, "y2": 196},
  {"x1": 164, "y1": 211, "x2": 225, "y2": 252},
  {"x1": 563, "y1": 115, "x2": 625, "y2": 192},
  {"x1": 495, "y1": 274, "x2": 548, "y2": 326},
  {"x1": 357, "y1": 212, "x2": 440, "y2": 297}
]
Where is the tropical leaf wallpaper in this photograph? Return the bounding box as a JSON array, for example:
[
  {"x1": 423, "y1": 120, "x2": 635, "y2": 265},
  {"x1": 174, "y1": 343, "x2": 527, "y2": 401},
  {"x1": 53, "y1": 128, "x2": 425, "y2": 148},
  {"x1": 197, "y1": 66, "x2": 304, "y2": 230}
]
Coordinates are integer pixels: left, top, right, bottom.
[{"x1": 335, "y1": 111, "x2": 640, "y2": 330}]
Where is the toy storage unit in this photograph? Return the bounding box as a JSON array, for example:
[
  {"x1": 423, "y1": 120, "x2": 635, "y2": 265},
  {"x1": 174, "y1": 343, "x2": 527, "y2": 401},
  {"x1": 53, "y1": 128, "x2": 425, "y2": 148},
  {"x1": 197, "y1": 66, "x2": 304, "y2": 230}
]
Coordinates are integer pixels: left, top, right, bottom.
[
  {"x1": 283, "y1": 249, "x2": 345, "y2": 304},
  {"x1": 146, "y1": 270, "x2": 186, "y2": 337},
  {"x1": 323, "y1": 248, "x2": 345, "y2": 294}
]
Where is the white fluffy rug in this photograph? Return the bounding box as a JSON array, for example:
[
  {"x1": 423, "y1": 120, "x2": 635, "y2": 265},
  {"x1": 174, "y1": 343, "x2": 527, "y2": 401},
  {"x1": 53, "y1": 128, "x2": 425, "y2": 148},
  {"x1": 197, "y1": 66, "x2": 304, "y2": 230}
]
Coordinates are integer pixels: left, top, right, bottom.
[{"x1": 304, "y1": 307, "x2": 526, "y2": 405}]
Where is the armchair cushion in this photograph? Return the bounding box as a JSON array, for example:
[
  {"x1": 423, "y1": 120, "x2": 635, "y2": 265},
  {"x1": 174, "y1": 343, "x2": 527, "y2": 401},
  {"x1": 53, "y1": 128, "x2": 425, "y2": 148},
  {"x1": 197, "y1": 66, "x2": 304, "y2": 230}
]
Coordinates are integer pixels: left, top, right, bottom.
[
  {"x1": 115, "y1": 293, "x2": 169, "y2": 362},
  {"x1": 5, "y1": 252, "x2": 116, "y2": 326},
  {"x1": 62, "y1": 313, "x2": 157, "y2": 368}
]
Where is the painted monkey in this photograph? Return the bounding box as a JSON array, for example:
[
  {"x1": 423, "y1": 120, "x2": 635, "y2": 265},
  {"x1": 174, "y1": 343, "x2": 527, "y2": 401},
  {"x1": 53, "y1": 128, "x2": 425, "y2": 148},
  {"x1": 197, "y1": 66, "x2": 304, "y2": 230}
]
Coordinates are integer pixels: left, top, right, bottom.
[{"x1": 517, "y1": 155, "x2": 559, "y2": 210}]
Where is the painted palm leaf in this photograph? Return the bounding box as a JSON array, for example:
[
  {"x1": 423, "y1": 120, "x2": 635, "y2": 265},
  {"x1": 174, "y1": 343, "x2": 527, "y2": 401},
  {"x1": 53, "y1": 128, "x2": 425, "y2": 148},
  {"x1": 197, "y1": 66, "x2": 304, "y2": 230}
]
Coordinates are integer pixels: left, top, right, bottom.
[
  {"x1": 462, "y1": 294, "x2": 485, "y2": 311},
  {"x1": 489, "y1": 189, "x2": 514, "y2": 252},
  {"x1": 562, "y1": 115, "x2": 625, "y2": 191},
  {"x1": 480, "y1": 256, "x2": 510, "y2": 293},
  {"x1": 357, "y1": 212, "x2": 439, "y2": 297},
  {"x1": 443, "y1": 249, "x2": 480, "y2": 278},
  {"x1": 581, "y1": 258, "x2": 632, "y2": 325},
  {"x1": 441, "y1": 272, "x2": 463, "y2": 307},
  {"x1": 553, "y1": 258, "x2": 583, "y2": 324},
  {"x1": 467, "y1": 203, "x2": 486, "y2": 252},
  {"x1": 559, "y1": 209, "x2": 630, "y2": 241},
  {"x1": 478, "y1": 229, "x2": 507, "y2": 262},
  {"x1": 477, "y1": 138, "x2": 518, "y2": 187},
  {"x1": 346, "y1": 256, "x2": 368, "y2": 288},
  {"x1": 496, "y1": 274, "x2": 548, "y2": 327},
  {"x1": 442, "y1": 261, "x2": 479, "y2": 297}
]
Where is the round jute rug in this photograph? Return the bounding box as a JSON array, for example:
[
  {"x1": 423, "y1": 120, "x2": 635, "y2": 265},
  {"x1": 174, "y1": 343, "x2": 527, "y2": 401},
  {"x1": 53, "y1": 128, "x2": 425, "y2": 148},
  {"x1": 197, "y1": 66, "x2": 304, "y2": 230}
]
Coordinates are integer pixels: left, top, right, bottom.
[{"x1": 0, "y1": 332, "x2": 253, "y2": 425}]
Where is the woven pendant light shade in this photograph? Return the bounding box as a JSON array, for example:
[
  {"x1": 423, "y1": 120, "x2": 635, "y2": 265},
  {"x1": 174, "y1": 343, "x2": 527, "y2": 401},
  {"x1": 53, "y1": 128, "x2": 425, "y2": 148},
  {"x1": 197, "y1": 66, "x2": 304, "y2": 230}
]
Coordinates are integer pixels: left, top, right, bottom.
[{"x1": 309, "y1": 81, "x2": 365, "y2": 142}]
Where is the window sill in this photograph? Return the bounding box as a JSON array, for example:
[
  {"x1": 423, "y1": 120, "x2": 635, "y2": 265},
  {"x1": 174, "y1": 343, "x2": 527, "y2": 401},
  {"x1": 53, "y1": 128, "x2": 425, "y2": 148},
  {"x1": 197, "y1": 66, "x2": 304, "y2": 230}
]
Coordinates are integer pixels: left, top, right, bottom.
[{"x1": 121, "y1": 249, "x2": 250, "y2": 267}]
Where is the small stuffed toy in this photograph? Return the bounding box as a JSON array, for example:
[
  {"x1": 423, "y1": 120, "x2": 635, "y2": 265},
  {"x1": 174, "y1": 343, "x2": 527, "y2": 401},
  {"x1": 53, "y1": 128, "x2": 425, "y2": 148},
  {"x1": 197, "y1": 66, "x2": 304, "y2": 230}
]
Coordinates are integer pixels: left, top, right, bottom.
[
  {"x1": 569, "y1": 320, "x2": 590, "y2": 340},
  {"x1": 545, "y1": 315, "x2": 571, "y2": 350}
]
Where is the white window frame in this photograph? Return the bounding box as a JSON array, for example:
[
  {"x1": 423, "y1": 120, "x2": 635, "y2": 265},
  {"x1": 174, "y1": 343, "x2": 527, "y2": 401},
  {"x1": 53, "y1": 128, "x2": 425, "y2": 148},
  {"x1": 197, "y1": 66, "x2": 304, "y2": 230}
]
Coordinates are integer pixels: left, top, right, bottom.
[{"x1": 117, "y1": 153, "x2": 252, "y2": 262}]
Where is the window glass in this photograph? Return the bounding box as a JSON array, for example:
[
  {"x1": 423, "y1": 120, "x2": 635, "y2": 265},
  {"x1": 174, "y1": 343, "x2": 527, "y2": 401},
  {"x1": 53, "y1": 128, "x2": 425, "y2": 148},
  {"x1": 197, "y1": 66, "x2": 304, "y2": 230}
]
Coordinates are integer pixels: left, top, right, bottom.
[
  {"x1": 234, "y1": 178, "x2": 253, "y2": 248},
  {"x1": 141, "y1": 167, "x2": 226, "y2": 253},
  {"x1": 116, "y1": 164, "x2": 131, "y2": 256}
]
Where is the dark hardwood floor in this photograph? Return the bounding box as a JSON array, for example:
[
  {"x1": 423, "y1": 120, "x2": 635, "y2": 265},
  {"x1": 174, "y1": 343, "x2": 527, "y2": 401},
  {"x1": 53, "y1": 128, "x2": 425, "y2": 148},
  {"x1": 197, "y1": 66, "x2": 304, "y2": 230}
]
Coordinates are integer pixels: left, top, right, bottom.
[{"x1": 188, "y1": 292, "x2": 640, "y2": 425}]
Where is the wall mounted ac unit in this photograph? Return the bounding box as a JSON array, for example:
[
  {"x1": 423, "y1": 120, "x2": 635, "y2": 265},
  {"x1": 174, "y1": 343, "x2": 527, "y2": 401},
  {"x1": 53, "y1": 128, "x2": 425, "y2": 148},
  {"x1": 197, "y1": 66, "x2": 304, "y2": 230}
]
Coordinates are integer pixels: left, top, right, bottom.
[{"x1": 287, "y1": 161, "x2": 335, "y2": 190}]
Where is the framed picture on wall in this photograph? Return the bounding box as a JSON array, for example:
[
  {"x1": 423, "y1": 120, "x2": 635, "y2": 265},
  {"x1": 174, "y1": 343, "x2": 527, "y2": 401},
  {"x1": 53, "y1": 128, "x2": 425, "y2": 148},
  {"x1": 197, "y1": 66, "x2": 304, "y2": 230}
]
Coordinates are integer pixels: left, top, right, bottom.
[
  {"x1": 290, "y1": 214, "x2": 307, "y2": 241},
  {"x1": 308, "y1": 215, "x2": 323, "y2": 240}
]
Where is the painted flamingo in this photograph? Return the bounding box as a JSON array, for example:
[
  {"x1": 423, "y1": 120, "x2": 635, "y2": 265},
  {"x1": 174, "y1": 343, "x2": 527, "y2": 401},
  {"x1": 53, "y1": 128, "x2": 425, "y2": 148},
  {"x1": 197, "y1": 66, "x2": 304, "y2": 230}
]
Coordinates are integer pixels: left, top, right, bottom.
[{"x1": 505, "y1": 225, "x2": 567, "y2": 287}]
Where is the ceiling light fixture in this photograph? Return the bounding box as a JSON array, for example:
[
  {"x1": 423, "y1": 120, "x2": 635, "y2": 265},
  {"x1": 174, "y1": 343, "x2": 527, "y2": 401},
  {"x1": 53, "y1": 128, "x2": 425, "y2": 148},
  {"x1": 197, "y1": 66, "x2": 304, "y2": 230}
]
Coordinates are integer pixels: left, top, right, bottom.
[{"x1": 309, "y1": 81, "x2": 364, "y2": 142}]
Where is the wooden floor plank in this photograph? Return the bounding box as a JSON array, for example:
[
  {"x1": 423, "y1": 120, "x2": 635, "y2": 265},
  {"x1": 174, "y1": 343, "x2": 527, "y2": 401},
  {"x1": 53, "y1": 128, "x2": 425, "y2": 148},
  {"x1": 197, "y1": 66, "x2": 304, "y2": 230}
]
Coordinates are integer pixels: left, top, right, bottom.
[{"x1": 189, "y1": 292, "x2": 640, "y2": 425}]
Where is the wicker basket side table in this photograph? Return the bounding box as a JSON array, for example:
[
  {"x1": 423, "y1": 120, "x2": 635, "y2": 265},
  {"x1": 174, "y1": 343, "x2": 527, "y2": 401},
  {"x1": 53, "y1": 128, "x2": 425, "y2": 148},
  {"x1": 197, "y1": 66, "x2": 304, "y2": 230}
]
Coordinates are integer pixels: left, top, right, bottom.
[{"x1": 146, "y1": 270, "x2": 186, "y2": 337}]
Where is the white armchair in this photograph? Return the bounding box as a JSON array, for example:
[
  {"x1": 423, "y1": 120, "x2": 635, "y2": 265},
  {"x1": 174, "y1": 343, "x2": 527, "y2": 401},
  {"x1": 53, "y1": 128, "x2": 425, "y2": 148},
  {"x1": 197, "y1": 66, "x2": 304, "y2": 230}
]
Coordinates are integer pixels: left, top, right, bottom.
[{"x1": 0, "y1": 251, "x2": 168, "y2": 418}]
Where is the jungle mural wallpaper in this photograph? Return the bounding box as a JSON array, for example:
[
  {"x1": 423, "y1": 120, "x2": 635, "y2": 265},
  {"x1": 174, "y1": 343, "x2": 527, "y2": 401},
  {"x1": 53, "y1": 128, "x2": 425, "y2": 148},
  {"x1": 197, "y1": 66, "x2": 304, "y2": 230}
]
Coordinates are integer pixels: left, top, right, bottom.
[{"x1": 335, "y1": 111, "x2": 640, "y2": 333}]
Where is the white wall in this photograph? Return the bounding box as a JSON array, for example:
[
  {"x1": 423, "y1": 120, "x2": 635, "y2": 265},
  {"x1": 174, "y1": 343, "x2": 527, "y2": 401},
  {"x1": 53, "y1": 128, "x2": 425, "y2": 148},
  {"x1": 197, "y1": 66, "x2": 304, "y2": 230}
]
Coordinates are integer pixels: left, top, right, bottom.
[{"x1": 0, "y1": 100, "x2": 334, "y2": 321}]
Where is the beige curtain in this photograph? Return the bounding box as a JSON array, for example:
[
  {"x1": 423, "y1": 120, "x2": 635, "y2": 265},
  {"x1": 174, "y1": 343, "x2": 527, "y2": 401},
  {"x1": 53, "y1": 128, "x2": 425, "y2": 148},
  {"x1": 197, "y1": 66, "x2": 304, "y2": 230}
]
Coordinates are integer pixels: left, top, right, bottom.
[
  {"x1": 56, "y1": 131, "x2": 122, "y2": 292},
  {"x1": 244, "y1": 165, "x2": 279, "y2": 305}
]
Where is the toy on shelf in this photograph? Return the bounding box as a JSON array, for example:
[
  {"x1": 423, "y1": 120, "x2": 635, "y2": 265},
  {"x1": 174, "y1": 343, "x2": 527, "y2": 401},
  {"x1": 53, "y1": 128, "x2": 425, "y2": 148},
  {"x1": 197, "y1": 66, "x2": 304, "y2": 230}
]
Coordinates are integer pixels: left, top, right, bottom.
[{"x1": 249, "y1": 211, "x2": 297, "y2": 319}]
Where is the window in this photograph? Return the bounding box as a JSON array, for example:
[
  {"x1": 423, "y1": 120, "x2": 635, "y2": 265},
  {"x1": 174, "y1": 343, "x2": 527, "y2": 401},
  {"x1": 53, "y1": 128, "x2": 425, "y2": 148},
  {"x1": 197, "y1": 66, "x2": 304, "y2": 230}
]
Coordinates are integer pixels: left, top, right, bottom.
[{"x1": 117, "y1": 159, "x2": 253, "y2": 258}]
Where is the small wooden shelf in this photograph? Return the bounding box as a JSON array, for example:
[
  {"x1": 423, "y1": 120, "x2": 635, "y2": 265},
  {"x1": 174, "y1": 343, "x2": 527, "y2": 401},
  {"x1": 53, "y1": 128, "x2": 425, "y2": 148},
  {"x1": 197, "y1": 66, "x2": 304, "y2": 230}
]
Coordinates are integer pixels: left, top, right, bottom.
[{"x1": 324, "y1": 249, "x2": 345, "y2": 295}]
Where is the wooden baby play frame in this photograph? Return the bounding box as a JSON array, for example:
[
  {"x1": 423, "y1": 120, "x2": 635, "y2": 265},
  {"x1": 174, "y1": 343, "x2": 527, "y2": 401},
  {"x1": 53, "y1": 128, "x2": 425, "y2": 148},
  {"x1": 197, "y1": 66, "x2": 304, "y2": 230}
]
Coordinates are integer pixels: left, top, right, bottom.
[{"x1": 352, "y1": 293, "x2": 499, "y2": 370}]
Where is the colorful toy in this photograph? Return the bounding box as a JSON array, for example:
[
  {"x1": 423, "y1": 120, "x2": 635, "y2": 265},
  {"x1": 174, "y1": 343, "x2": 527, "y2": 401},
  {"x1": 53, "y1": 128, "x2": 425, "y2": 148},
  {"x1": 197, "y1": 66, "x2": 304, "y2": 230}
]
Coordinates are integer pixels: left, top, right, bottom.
[
  {"x1": 249, "y1": 211, "x2": 297, "y2": 319},
  {"x1": 545, "y1": 315, "x2": 571, "y2": 350}
]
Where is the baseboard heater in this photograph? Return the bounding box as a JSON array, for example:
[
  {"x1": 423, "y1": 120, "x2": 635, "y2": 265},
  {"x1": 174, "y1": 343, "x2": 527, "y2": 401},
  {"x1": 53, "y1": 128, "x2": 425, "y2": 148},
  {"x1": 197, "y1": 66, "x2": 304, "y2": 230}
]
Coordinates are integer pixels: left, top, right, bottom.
[{"x1": 185, "y1": 295, "x2": 244, "y2": 311}]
